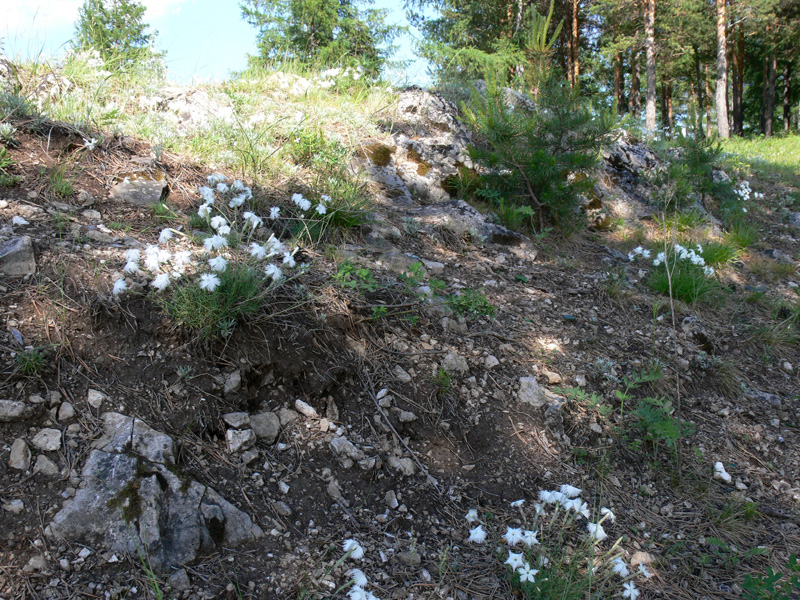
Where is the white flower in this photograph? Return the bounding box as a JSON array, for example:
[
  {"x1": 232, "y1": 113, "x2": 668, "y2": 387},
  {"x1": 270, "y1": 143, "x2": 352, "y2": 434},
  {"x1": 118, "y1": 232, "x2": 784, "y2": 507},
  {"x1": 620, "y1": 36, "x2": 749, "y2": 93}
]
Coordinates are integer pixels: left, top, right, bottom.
[
  {"x1": 249, "y1": 243, "x2": 267, "y2": 260},
  {"x1": 172, "y1": 251, "x2": 193, "y2": 273},
  {"x1": 217, "y1": 225, "x2": 231, "y2": 235},
  {"x1": 208, "y1": 256, "x2": 228, "y2": 272},
  {"x1": 533, "y1": 503, "x2": 545, "y2": 516},
  {"x1": 628, "y1": 253, "x2": 635, "y2": 262},
  {"x1": 125, "y1": 249, "x2": 140, "y2": 262},
  {"x1": 518, "y1": 563, "x2": 538, "y2": 584},
  {"x1": 124, "y1": 260, "x2": 140, "y2": 274},
  {"x1": 537, "y1": 555, "x2": 550, "y2": 567},
  {"x1": 283, "y1": 251, "x2": 296, "y2": 268},
  {"x1": 267, "y1": 236, "x2": 285, "y2": 254},
  {"x1": 199, "y1": 272, "x2": 220, "y2": 291},
  {"x1": 703, "y1": 266, "x2": 715, "y2": 277},
  {"x1": 468, "y1": 525, "x2": 486, "y2": 543},
  {"x1": 586, "y1": 522, "x2": 607, "y2": 542},
  {"x1": 714, "y1": 461, "x2": 732, "y2": 484},
  {"x1": 232, "y1": 179, "x2": 245, "y2": 191},
  {"x1": 203, "y1": 234, "x2": 228, "y2": 251},
  {"x1": 641, "y1": 249, "x2": 651, "y2": 259},
  {"x1": 210, "y1": 215, "x2": 227, "y2": 230},
  {"x1": 216, "y1": 182, "x2": 229, "y2": 193},
  {"x1": 612, "y1": 557, "x2": 630, "y2": 577},
  {"x1": 504, "y1": 551, "x2": 525, "y2": 571},
  {"x1": 566, "y1": 499, "x2": 591, "y2": 519},
  {"x1": 465, "y1": 509, "x2": 479, "y2": 523},
  {"x1": 264, "y1": 264, "x2": 283, "y2": 282},
  {"x1": 243, "y1": 212, "x2": 262, "y2": 228},
  {"x1": 522, "y1": 530, "x2": 539, "y2": 546},
  {"x1": 348, "y1": 587, "x2": 368, "y2": 600},
  {"x1": 560, "y1": 484, "x2": 582, "y2": 498},
  {"x1": 511, "y1": 499, "x2": 525, "y2": 508},
  {"x1": 349, "y1": 568, "x2": 368, "y2": 588},
  {"x1": 269, "y1": 206, "x2": 281, "y2": 220},
  {"x1": 343, "y1": 539, "x2": 364, "y2": 560},
  {"x1": 207, "y1": 173, "x2": 227, "y2": 185},
  {"x1": 298, "y1": 198, "x2": 312, "y2": 211},
  {"x1": 638, "y1": 564, "x2": 653, "y2": 578},
  {"x1": 316, "y1": 203, "x2": 327, "y2": 215},
  {"x1": 198, "y1": 203, "x2": 212, "y2": 218},
  {"x1": 159, "y1": 228, "x2": 173, "y2": 244},
  {"x1": 112, "y1": 278, "x2": 127, "y2": 296},
  {"x1": 11, "y1": 216, "x2": 29, "y2": 226},
  {"x1": 199, "y1": 186, "x2": 215, "y2": 203},
  {"x1": 622, "y1": 581, "x2": 640, "y2": 599},
  {"x1": 291, "y1": 193, "x2": 304, "y2": 205},
  {"x1": 151, "y1": 273, "x2": 170, "y2": 291},
  {"x1": 83, "y1": 137, "x2": 97, "y2": 151},
  {"x1": 229, "y1": 194, "x2": 248, "y2": 208},
  {"x1": 502, "y1": 527, "x2": 524, "y2": 545},
  {"x1": 600, "y1": 507, "x2": 615, "y2": 523},
  {"x1": 320, "y1": 194, "x2": 331, "y2": 203}
]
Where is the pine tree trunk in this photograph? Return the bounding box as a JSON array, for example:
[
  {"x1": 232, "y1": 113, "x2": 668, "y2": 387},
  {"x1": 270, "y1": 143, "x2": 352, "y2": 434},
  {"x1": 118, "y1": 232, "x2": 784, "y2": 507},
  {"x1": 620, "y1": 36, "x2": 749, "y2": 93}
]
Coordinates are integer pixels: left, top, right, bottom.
[
  {"x1": 694, "y1": 49, "x2": 705, "y2": 136},
  {"x1": 715, "y1": 0, "x2": 729, "y2": 138},
  {"x1": 731, "y1": 24, "x2": 742, "y2": 136},
  {"x1": 614, "y1": 51, "x2": 623, "y2": 113},
  {"x1": 572, "y1": 0, "x2": 580, "y2": 85},
  {"x1": 644, "y1": 0, "x2": 657, "y2": 134},
  {"x1": 765, "y1": 49, "x2": 777, "y2": 137},
  {"x1": 705, "y1": 66, "x2": 713, "y2": 138},
  {"x1": 667, "y1": 84, "x2": 674, "y2": 139},
  {"x1": 690, "y1": 76, "x2": 700, "y2": 133},
  {"x1": 629, "y1": 50, "x2": 641, "y2": 117},
  {"x1": 784, "y1": 63, "x2": 792, "y2": 133}
]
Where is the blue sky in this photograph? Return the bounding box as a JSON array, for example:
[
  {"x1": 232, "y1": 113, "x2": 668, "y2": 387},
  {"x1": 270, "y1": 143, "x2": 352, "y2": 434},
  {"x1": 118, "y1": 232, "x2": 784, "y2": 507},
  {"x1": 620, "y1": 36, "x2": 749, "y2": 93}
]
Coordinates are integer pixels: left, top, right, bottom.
[{"x1": 1, "y1": 0, "x2": 429, "y2": 84}]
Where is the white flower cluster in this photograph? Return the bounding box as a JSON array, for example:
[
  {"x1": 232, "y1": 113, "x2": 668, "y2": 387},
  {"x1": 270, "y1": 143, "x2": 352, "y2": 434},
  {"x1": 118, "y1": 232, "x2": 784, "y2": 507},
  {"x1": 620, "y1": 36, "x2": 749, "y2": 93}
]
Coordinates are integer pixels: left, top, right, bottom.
[
  {"x1": 112, "y1": 173, "x2": 305, "y2": 297},
  {"x1": 341, "y1": 540, "x2": 380, "y2": 600},
  {"x1": 292, "y1": 192, "x2": 329, "y2": 215},
  {"x1": 627, "y1": 246, "x2": 651, "y2": 262},
  {"x1": 630, "y1": 243, "x2": 715, "y2": 278},
  {"x1": 316, "y1": 66, "x2": 365, "y2": 89},
  {"x1": 465, "y1": 485, "x2": 651, "y2": 599},
  {"x1": 734, "y1": 180, "x2": 764, "y2": 202}
]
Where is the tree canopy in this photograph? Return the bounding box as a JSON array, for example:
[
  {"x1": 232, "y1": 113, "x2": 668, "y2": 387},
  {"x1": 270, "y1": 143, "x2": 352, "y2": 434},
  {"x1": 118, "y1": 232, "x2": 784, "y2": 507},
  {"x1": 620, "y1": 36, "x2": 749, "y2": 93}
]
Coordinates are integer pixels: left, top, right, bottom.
[{"x1": 73, "y1": 0, "x2": 157, "y2": 64}]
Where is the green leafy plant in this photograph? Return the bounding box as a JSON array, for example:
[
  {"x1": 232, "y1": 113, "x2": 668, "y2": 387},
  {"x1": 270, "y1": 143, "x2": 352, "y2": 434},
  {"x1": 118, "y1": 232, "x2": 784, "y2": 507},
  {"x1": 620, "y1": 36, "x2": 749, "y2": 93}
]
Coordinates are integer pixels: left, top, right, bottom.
[
  {"x1": 47, "y1": 162, "x2": 75, "y2": 198},
  {"x1": 333, "y1": 260, "x2": 377, "y2": 293},
  {"x1": 16, "y1": 347, "x2": 46, "y2": 376},
  {"x1": 647, "y1": 257, "x2": 722, "y2": 305},
  {"x1": 0, "y1": 146, "x2": 21, "y2": 187},
  {"x1": 447, "y1": 288, "x2": 495, "y2": 318},
  {"x1": 632, "y1": 396, "x2": 696, "y2": 461},
  {"x1": 742, "y1": 554, "x2": 800, "y2": 600},
  {"x1": 556, "y1": 386, "x2": 612, "y2": 417}
]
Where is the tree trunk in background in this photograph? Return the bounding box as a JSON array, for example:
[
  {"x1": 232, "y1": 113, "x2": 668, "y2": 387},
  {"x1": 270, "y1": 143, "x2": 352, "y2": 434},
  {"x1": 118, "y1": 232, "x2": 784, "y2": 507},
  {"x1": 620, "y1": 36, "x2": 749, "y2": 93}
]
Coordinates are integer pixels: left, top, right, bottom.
[
  {"x1": 784, "y1": 63, "x2": 792, "y2": 133},
  {"x1": 572, "y1": 0, "x2": 580, "y2": 85},
  {"x1": 629, "y1": 50, "x2": 641, "y2": 117},
  {"x1": 694, "y1": 49, "x2": 705, "y2": 136},
  {"x1": 736, "y1": 25, "x2": 744, "y2": 134},
  {"x1": 715, "y1": 0, "x2": 729, "y2": 138},
  {"x1": 765, "y1": 49, "x2": 777, "y2": 136},
  {"x1": 705, "y1": 67, "x2": 713, "y2": 138},
  {"x1": 667, "y1": 84, "x2": 674, "y2": 138},
  {"x1": 614, "y1": 51, "x2": 623, "y2": 113},
  {"x1": 690, "y1": 78, "x2": 700, "y2": 132},
  {"x1": 731, "y1": 24, "x2": 742, "y2": 135},
  {"x1": 645, "y1": 0, "x2": 657, "y2": 134}
]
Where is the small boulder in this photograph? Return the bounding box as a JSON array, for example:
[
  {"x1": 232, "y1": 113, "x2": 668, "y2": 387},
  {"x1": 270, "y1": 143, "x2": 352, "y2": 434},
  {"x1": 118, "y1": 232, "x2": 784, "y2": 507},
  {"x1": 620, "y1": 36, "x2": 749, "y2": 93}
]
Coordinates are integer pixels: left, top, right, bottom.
[
  {"x1": 87, "y1": 389, "x2": 107, "y2": 409},
  {"x1": 484, "y1": 355, "x2": 500, "y2": 370},
  {"x1": 223, "y1": 371, "x2": 242, "y2": 396},
  {"x1": 518, "y1": 377, "x2": 546, "y2": 407},
  {"x1": 441, "y1": 351, "x2": 468, "y2": 375},
  {"x1": 226, "y1": 428, "x2": 256, "y2": 453},
  {"x1": 33, "y1": 455, "x2": 60, "y2": 476},
  {"x1": 0, "y1": 399, "x2": 34, "y2": 422},
  {"x1": 250, "y1": 412, "x2": 280, "y2": 445},
  {"x1": 393, "y1": 365, "x2": 412, "y2": 383},
  {"x1": 0, "y1": 236, "x2": 36, "y2": 275},
  {"x1": 294, "y1": 399, "x2": 318, "y2": 419},
  {"x1": 31, "y1": 428, "x2": 62, "y2": 452},
  {"x1": 277, "y1": 407, "x2": 299, "y2": 426},
  {"x1": 9, "y1": 438, "x2": 31, "y2": 470},
  {"x1": 222, "y1": 412, "x2": 250, "y2": 429},
  {"x1": 57, "y1": 402, "x2": 75, "y2": 422}
]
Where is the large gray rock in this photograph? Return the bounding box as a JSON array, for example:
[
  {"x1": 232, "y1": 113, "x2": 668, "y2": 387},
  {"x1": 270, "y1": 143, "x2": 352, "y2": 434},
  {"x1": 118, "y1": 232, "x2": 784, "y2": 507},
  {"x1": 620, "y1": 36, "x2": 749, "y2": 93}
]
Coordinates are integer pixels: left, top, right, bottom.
[
  {"x1": 0, "y1": 236, "x2": 36, "y2": 275},
  {"x1": 109, "y1": 172, "x2": 168, "y2": 207},
  {"x1": 47, "y1": 413, "x2": 263, "y2": 572},
  {"x1": 0, "y1": 399, "x2": 35, "y2": 422},
  {"x1": 250, "y1": 412, "x2": 280, "y2": 445}
]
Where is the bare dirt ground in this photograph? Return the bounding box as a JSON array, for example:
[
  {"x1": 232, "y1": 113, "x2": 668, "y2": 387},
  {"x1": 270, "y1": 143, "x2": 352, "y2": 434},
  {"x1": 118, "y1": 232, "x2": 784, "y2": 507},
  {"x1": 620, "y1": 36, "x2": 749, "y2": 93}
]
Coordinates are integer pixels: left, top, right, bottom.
[{"x1": 1, "y1": 122, "x2": 799, "y2": 600}]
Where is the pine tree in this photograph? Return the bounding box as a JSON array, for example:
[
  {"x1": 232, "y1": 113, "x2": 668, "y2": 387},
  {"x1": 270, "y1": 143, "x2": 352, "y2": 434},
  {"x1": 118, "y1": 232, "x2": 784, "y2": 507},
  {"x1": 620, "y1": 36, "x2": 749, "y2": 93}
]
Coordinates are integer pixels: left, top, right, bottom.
[
  {"x1": 74, "y1": 0, "x2": 157, "y2": 64},
  {"x1": 240, "y1": 0, "x2": 400, "y2": 75}
]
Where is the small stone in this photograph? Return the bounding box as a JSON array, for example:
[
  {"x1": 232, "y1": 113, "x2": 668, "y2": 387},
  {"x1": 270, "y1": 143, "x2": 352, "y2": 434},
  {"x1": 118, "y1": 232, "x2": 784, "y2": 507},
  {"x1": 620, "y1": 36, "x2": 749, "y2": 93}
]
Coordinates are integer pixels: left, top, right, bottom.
[
  {"x1": 398, "y1": 410, "x2": 417, "y2": 423},
  {"x1": 224, "y1": 371, "x2": 242, "y2": 396},
  {"x1": 387, "y1": 456, "x2": 416, "y2": 476},
  {"x1": 222, "y1": 412, "x2": 250, "y2": 429},
  {"x1": 273, "y1": 501, "x2": 292, "y2": 517},
  {"x1": 28, "y1": 394, "x2": 46, "y2": 405},
  {"x1": 484, "y1": 355, "x2": 499, "y2": 369},
  {"x1": 542, "y1": 370, "x2": 562, "y2": 384},
  {"x1": 782, "y1": 361, "x2": 793, "y2": 373},
  {"x1": 0, "y1": 236, "x2": 37, "y2": 275},
  {"x1": 226, "y1": 428, "x2": 256, "y2": 453},
  {"x1": 393, "y1": 365, "x2": 412, "y2": 383},
  {"x1": 575, "y1": 374, "x2": 587, "y2": 387},
  {"x1": 81, "y1": 209, "x2": 102, "y2": 221},
  {"x1": 735, "y1": 479, "x2": 748, "y2": 491},
  {"x1": 57, "y1": 402, "x2": 75, "y2": 422},
  {"x1": 0, "y1": 399, "x2": 34, "y2": 422},
  {"x1": 59, "y1": 558, "x2": 70, "y2": 572},
  {"x1": 2, "y1": 499, "x2": 24, "y2": 514},
  {"x1": 23, "y1": 555, "x2": 49, "y2": 573},
  {"x1": 441, "y1": 351, "x2": 469, "y2": 375},
  {"x1": 397, "y1": 551, "x2": 421, "y2": 567},
  {"x1": 169, "y1": 569, "x2": 191, "y2": 591},
  {"x1": 33, "y1": 455, "x2": 59, "y2": 476},
  {"x1": 277, "y1": 407, "x2": 299, "y2": 426},
  {"x1": 518, "y1": 377, "x2": 546, "y2": 407},
  {"x1": 385, "y1": 490, "x2": 399, "y2": 509},
  {"x1": 326, "y1": 479, "x2": 342, "y2": 500},
  {"x1": 251, "y1": 412, "x2": 281, "y2": 444},
  {"x1": 421, "y1": 259, "x2": 445, "y2": 275},
  {"x1": 294, "y1": 399, "x2": 318, "y2": 419},
  {"x1": 241, "y1": 449, "x2": 259, "y2": 465},
  {"x1": 9, "y1": 438, "x2": 31, "y2": 470},
  {"x1": 277, "y1": 481, "x2": 289, "y2": 494},
  {"x1": 86, "y1": 389, "x2": 107, "y2": 409},
  {"x1": 319, "y1": 418, "x2": 330, "y2": 432},
  {"x1": 31, "y1": 428, "x2": 62, "y2": 451}
]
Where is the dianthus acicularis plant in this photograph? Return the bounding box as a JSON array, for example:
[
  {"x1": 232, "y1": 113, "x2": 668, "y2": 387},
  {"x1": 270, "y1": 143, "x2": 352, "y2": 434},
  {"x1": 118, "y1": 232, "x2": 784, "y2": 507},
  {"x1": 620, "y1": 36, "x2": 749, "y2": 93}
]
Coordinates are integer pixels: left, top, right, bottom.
[
  {"x1": 111, "y1": 173, "x2": 328, "y2": 335},
  {"x1": 466, "y1": 486, "x2": 652, "y2": 599}
]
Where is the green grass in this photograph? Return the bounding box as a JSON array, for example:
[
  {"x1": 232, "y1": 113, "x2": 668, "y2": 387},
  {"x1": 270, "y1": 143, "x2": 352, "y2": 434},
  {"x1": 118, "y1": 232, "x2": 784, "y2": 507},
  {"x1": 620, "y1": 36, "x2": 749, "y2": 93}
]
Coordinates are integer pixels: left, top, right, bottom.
[
  {"x1": 725, "y1": 217, "x2": 760, "y2": 249},
  {"x1": 47, "y1": 162, "x2": 75, "y2": 198},
  {"x1": 700, "y1": 241, "x2": 740, "y2": 267},
  {"x1": 647, "y1": 262, "x2": 723, "y2": 305},
  {"x1": 17, "y1": 347, "x2": 46, "y2": 376},
  {"x1": 721, "y1": 135, "x2": 800, "y2": 188}
]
